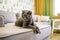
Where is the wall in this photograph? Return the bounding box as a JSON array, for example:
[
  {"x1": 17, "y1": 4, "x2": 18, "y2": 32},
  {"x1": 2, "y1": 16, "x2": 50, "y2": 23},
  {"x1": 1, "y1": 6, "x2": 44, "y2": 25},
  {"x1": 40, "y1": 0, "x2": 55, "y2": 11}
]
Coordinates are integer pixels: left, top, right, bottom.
[{"x1": 0, "y1": 0, "x2": 34, "y2": 14}]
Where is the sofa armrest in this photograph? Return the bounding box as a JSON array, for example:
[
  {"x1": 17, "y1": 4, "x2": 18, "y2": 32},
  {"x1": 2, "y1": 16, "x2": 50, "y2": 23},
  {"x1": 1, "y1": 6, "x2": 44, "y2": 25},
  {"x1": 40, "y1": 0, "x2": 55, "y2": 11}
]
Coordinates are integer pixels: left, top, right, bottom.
[
  {"x1": 49, "y1": 20, "x2": 51, "y2": 25},
  {"x1": 0, "y1": 16, "x2": 5, "y2": 27}
]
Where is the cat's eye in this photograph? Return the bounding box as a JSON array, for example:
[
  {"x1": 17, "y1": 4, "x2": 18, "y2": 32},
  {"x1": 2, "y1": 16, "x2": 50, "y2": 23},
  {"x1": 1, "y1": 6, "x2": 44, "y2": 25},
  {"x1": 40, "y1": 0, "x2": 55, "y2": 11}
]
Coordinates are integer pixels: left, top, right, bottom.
[{"x1": 27, "y1": 11, "x2": 31, "y2": 15}]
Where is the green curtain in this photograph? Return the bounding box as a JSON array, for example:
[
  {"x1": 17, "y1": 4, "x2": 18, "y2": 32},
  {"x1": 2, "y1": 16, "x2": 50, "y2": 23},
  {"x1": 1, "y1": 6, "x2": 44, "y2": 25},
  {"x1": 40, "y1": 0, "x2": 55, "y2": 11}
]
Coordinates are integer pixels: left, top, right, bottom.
[
  {"x1": 44, "y1": 0, "x2": 53, "y2": 28},
  {"x1": 44, "y1": 0, "x2": 53, "y2": 18}
]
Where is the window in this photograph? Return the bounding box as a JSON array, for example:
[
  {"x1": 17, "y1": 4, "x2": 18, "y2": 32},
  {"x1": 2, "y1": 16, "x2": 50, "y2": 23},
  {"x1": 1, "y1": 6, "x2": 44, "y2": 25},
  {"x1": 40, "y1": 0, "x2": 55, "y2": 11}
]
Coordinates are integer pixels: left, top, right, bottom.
[{"x1": 54, "y1": 0, "x2": 60, "y2": 16}]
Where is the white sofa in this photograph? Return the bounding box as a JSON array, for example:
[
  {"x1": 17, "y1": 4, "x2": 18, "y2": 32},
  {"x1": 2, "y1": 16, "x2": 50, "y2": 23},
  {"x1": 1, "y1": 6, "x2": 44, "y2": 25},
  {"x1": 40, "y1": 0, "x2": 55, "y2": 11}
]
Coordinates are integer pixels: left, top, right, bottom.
[{"x1": 0, "y1": 11, "x2": 51, "y2": 40}]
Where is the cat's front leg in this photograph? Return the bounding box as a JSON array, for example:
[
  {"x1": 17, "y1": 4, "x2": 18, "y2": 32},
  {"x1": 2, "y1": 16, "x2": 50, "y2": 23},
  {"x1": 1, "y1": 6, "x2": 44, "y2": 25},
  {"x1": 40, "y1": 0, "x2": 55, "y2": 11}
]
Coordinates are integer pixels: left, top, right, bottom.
[
  {"x1": 28, "y1": 25, "x2": 40, "y2": 34},
  {"x1": 23, "y1": 22, "x2": 27, "y2": 28}
]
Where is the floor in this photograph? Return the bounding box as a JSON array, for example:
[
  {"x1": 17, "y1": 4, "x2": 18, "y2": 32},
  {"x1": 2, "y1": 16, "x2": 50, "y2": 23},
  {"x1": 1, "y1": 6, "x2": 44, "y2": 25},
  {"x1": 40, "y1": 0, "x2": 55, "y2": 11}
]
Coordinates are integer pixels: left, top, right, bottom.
[{"x1": 50, "y1": 33, "x2": 60, "y2": 40}]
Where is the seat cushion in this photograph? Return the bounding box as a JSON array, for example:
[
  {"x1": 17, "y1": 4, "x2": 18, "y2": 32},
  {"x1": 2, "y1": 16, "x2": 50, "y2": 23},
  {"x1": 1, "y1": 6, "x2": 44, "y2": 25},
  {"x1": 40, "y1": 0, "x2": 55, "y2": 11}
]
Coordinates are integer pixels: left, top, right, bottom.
[
  {"x1": 0, "y1": 22, "x2": 51, "y2": 38},
  {"x1": 0, "y1": 23, "x2": 33, "y2": 38}
]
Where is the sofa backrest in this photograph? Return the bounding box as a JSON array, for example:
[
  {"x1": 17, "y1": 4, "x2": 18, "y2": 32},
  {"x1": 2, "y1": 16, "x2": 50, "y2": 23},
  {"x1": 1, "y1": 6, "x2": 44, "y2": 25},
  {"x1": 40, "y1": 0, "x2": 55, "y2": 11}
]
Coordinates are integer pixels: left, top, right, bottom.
[
  {"x1": 32, "y1": 15, "x2": 50, "y2": 22},
  {"x1": 0, "y1": 10, "x2": 16, "y2": 24}
]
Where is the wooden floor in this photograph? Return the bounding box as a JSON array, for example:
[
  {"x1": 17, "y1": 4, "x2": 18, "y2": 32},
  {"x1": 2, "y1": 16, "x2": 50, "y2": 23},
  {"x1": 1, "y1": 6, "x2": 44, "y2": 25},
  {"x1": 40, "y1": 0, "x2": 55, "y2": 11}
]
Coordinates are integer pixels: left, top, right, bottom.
[{"x1": 50, "y1": 33, "x2": 60, "y2": 40}]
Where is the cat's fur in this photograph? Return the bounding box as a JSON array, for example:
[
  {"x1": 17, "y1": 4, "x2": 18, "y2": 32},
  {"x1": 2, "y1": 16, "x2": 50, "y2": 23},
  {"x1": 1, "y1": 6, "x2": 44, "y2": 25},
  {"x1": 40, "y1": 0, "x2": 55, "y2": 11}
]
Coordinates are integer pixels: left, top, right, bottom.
[{"x1": 15, "y1": 10, "x2": 40, "y2": 33}]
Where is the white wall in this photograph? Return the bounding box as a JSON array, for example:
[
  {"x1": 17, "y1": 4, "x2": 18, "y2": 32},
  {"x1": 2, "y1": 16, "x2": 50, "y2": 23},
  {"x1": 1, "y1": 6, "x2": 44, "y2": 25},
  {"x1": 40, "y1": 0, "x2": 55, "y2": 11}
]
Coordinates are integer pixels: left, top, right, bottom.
[{"x1": 0, "y1": 0, "x2": 35, "y2": 14}]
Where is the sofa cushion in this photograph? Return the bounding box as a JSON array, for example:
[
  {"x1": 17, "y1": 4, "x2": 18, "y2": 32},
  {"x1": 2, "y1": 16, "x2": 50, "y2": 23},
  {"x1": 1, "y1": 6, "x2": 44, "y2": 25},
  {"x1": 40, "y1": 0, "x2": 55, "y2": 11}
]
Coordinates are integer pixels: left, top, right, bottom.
[
  {"x1": 0, "y1": 15, "x2": 5, "y2": 27},
  {"x1": 0, "y1": 11, "x2": 16, "y2": 23},
  {"x1": 0, "y1": 23, "x2": 51, "y2": 39},
  {"x1": 40, "y1": 16, "x2": 50, "y2": 22},
  {"x1": 5, "y1": 12, "x2": 16, "y2": 23},
  {"x1": 32, "y1": 15, "x2": 50, "y2": 22},
  {"x1": 32, "y1": 15, "x2": 40, "y2": 22}
]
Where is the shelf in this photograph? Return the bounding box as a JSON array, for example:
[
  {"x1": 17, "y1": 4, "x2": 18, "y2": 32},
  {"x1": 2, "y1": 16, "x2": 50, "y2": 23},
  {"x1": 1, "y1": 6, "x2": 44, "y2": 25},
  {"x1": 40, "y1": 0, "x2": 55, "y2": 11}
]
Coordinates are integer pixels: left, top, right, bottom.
[{"x1": 52, "y1": 19, "x2": 60, "y2": 33}]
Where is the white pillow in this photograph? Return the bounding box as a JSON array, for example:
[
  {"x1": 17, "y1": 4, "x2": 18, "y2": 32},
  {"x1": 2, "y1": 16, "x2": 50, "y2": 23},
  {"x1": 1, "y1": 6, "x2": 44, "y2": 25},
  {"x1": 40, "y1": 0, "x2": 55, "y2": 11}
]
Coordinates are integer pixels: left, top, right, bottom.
[
  {"x1": 32, "y1": 15, "x2": 40, "y2": 22},
  {"x1": 40, "y1": 16, "x2": 50, "y2": 22},
  {"x1": 0, "y1": 11, "x2": 16, "y2": 23},
  {"x1": 5, "y1": 12, "x2": 16, "y2": 23}
]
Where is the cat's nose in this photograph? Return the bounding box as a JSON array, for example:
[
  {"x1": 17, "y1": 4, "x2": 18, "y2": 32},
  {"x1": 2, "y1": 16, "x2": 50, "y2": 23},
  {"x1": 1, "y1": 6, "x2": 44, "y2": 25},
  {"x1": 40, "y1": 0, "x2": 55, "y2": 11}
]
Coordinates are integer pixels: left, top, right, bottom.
[{"x1": 24, "y1": 18, "x2": 26, "y2": 20}]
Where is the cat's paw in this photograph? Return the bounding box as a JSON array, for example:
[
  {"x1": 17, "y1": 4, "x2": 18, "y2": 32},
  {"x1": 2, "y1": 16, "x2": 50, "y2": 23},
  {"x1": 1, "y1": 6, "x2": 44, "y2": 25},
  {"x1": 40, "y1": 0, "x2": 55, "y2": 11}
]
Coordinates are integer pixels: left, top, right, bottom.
[{"x1": 33, "y1": 27, "x2": 41, "y2": 34}]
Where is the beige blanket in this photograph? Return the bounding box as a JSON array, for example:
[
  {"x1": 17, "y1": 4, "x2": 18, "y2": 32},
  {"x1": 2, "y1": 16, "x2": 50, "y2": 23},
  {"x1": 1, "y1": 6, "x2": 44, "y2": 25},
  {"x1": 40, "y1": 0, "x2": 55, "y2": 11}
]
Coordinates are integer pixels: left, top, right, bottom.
[{"x1": 0, "y1": 22, "x2": 50, "y2": 38}]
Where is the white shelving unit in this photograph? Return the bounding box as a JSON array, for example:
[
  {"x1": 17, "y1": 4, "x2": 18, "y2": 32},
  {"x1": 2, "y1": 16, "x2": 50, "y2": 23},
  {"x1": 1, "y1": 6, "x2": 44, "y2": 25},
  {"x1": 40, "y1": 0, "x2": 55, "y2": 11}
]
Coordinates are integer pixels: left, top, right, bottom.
[{"x1": 52, "y1": 19, "x2": 60, "y2": 33}]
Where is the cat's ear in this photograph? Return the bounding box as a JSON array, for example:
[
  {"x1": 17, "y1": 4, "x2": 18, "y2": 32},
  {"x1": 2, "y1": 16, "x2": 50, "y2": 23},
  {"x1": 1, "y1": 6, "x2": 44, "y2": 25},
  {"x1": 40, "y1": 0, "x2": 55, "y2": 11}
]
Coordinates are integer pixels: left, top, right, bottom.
[
  {"x1": 22, "y1": 10, "x2": 24, "y2": 14},
  {"x1": 22, "y1": 10, "x2": 24, "y2": 18}
]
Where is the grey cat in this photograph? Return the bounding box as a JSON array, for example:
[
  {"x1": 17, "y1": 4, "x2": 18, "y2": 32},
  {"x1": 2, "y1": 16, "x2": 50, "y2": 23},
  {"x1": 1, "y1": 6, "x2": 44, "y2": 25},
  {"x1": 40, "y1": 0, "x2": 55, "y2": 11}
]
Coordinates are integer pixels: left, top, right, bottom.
[{"x1": 15, "y1": 10, "x2": 40, "y2": 33}]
